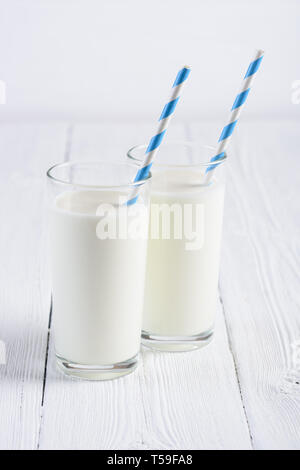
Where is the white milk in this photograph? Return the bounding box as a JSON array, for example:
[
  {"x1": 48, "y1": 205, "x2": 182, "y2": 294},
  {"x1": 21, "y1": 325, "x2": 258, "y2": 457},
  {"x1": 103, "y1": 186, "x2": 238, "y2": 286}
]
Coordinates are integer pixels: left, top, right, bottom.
[
  {"x1": 50, "y1": 190, "x2": 149, "y2": 365},
  {"x1": 143, "y1": 169, "x2": 225, "y2": 337}
]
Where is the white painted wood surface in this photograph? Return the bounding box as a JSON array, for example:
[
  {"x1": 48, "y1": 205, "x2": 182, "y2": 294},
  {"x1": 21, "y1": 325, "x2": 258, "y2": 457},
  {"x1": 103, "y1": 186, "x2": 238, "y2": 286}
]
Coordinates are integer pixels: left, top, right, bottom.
[
  {"x1": 0, "y1": 124, "x2": 68, "y2": 449},
  {"x1": 0, "y1": 121, "x2": 299, "y2": 450}
]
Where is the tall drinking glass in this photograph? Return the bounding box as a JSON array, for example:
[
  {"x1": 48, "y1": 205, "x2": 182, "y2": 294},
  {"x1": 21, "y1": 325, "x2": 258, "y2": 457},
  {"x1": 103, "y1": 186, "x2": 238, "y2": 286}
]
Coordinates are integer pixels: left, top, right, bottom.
[
  {"x1": 47, "y1": 161, "x2": 151, "y2": 379},
  {"x1": 127, "y1": 141, "x2": 227, "y2": 351}
]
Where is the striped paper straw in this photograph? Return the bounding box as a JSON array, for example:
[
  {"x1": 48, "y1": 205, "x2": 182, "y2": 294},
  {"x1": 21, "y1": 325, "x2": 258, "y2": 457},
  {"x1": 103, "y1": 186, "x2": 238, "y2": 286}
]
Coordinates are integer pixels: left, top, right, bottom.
[
  {"x1": 205, "y1": 49, "x2": 264, "y2": 183},
  {"x1": 127, "y1": 66, "x2": 191, "y2": 205}
]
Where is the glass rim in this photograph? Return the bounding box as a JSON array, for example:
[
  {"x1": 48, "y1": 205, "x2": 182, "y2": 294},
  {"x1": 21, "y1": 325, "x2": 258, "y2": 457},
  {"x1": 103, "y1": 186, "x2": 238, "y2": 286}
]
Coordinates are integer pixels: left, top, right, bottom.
[
  {"x1": 46, "y1": 160, "x2": 151, "y2": 190},
  {"x1": 127, "y1": 141, "x2": 228, "y2": 168}
]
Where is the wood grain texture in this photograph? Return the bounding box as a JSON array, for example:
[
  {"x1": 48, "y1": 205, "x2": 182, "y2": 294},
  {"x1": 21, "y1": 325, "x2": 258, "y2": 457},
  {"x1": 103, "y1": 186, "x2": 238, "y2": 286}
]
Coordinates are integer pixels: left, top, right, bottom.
[
  {"x1": 0, "y1": 124, "x2": 68, "y2": 449},
  {"x1": 38, "y1": 122, "x2": 251, "y2": 450},
  {"x1": 190, "y1": 121, "x2": 300, "y2": 450}
]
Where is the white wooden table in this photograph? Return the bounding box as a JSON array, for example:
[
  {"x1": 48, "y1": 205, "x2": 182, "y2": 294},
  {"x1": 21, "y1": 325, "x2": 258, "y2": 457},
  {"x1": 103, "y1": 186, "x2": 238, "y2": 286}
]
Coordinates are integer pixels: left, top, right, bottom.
[{"x1": 0, "y1": 120, "x2": 299, "y2": 450}]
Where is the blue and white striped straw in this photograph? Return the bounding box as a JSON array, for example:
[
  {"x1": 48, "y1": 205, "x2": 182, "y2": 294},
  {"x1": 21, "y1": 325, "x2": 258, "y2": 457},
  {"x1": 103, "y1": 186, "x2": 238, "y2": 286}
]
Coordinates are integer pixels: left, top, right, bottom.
[
  {"x1": 205, "y1": 49, "x2": 264, "y2": 183},
  {"x1": 127, "y1": 66, "x2": 191, "y2": 205}
]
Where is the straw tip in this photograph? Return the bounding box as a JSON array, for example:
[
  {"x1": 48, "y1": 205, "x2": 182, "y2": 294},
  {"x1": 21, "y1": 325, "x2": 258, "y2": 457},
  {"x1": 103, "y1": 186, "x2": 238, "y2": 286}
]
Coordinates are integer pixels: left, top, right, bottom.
[
  {"x1": 256, "y1": 49, "x2": 265, "y2": 57},
  {"x1": 183, "y1": 65, "x2": 192, "y2": 70}
]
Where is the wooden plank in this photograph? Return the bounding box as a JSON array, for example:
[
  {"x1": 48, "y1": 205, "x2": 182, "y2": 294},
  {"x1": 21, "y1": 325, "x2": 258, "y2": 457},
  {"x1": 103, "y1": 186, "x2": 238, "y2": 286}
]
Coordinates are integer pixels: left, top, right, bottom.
[
  {"x1": 39, "y1": 122, "x2": 251, "y2": 449},
  {"x1": 191, "y1": 121, "x2": 300, "y2": 449},
  {"x1": 0, "y1": 123, "x2": 68, "y2": 449}
]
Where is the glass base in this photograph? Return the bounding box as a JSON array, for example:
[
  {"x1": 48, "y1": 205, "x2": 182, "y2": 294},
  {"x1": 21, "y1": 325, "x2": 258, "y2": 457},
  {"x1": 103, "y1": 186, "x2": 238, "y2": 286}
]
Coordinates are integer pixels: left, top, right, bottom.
[
  {"x1": 141, "y1": 328, "x2": 214, "y2": 352},
  {"x1": 56, "y1": 353, "x2": 139, "y2": 381}
]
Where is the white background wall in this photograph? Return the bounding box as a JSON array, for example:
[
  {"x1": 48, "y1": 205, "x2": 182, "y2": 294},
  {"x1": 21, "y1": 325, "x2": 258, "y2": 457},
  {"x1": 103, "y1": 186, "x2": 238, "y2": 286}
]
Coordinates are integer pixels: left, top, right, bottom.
[{"x1": 0, "y1": 0, "x2": 299, "y2": 121}]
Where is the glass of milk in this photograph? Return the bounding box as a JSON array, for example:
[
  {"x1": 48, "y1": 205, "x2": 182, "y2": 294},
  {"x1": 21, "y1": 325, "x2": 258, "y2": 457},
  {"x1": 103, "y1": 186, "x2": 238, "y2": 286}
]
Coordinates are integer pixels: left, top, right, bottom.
[
  {"x1": 46, "y1": 161, "x2": 151, "y2": 380},
  {"x1": 127, "y1": 141, "x2": 227, "y2": 352}
]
